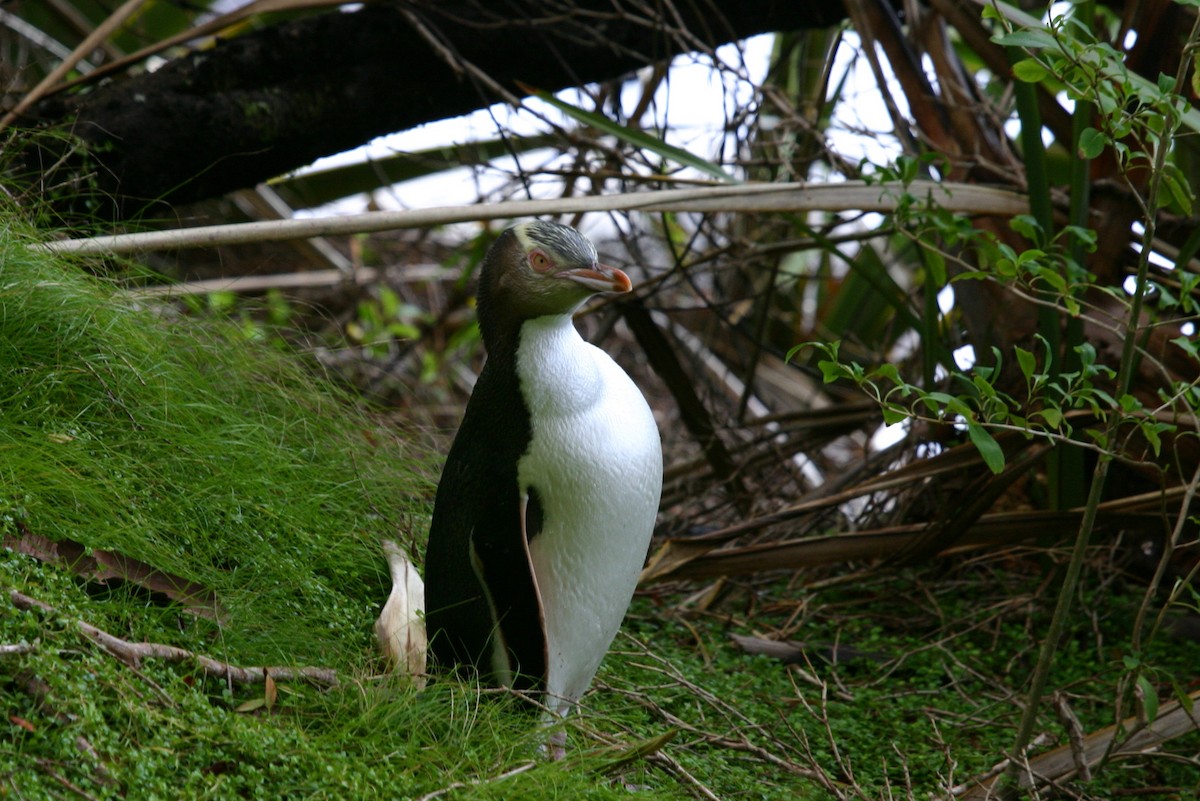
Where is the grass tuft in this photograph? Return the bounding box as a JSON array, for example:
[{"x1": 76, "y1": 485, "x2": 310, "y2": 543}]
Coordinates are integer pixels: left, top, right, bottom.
[{"x1": 0, "y1": 223, "x2": 430, "y2": 669}]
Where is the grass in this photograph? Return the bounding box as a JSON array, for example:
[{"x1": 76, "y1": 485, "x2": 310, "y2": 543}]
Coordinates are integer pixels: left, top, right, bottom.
[
  {"x1": 0, "y1": 223, "x2": 432, "y2": 670},
  {"x1": 2, "y1": 219, "x2": 1198, "y2": 800}
]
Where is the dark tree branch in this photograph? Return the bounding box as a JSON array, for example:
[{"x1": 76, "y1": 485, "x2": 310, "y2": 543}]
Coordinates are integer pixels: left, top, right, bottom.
[
  {"x1": 621, "y1": 299, "x2": 749, "y2": 509},
  {"x1": 15, "y1": 0, "x2": 856, "y2": 221}
]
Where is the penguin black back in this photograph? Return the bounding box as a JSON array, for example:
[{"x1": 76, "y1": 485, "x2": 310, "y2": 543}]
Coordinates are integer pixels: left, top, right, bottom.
[{"x1": 423, "y1": 231, "x2": 547, "y2": 685}]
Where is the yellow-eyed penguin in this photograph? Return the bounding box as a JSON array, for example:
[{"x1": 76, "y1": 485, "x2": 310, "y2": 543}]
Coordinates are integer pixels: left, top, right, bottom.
[{"x1": 423, "y1": 220, "x2": 662, "y2": 720}]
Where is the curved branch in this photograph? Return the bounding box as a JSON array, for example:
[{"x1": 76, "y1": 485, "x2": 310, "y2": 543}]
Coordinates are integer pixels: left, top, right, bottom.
[{"x1": 16, "y1": 0, "x2": 857, "y2": 220}]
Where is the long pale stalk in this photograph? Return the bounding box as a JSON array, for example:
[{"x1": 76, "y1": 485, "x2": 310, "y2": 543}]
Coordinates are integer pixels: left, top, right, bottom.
[{"x1": 42, "y1": 181, "x2": 1027, "y2": 256}]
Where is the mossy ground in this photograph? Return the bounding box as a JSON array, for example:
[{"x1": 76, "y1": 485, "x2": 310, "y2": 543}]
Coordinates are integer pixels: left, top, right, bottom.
[{"x1": 2, "y1": 224, "x2": 1197, "y2": 799}]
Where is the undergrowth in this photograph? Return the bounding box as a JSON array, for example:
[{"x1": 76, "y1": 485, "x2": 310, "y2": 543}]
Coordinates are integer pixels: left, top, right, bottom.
[{"x1": 2, "y1": 221, "x2": 1198, "y2": 799}]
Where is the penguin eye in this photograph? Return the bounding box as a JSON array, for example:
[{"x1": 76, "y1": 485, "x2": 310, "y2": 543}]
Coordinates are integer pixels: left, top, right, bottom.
[{"x1": 528, "y1": 250, "x2": 554, "y2": 273}]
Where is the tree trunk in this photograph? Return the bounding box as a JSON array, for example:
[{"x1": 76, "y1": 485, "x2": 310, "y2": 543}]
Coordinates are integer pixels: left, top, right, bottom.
[{"x1": 16, "y1": 0, "x2": 856, "y2": 221}]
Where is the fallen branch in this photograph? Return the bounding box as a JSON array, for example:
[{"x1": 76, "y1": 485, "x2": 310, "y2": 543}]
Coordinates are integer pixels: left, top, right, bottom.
[
  {"x1": 8, "y1": 589, "x2": 338, "y2": 688},
  {"x1": 126, "y1": 264, "x2": 448, "y2": 297}
]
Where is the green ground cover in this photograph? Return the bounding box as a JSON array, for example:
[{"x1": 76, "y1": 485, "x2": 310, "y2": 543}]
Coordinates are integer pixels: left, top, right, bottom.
[{"x1": 3, "y1": 223, "x2": 1197, "y2": 800}]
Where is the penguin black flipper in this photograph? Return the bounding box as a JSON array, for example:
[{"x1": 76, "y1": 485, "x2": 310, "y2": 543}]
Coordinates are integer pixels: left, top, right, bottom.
[{"x1": 423, "y1": 356, "x2": 547, "y2": 691}]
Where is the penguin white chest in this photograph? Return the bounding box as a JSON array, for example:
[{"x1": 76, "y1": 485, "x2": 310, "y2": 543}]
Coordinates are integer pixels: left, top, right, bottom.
[{"x1": 515, "y1": 315, "x2": 662, "y2": 715}]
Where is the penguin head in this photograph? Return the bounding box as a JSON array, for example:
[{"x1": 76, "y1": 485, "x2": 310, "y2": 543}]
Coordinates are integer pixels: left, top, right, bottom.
[{"x1": 477, "y1": 221, "x2": 631, "y2": 345}]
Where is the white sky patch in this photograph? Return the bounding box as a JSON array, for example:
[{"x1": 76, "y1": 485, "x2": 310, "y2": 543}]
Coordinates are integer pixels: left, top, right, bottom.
[
  {"x1": 292, "y1": 29, "x2": 915, "y2": 216},
  {"x1": 937, "y1": 285, "x2": 955, "y2": 314},
  {"x1": 1128, "y1": 220, "x2": 1177, "y2": 271},
  {"x1": 870, "y1": 420, "x2": 908, "y2": 451},
  {"x1": 953, "y1": 344, "x2": 977, "y2": 370},
  {"x1": 297, "y1": 36, "x2": 779, "y2": 215},
  {"x1": 828, "y1": 31, "x2": 907, "y2": 168}
]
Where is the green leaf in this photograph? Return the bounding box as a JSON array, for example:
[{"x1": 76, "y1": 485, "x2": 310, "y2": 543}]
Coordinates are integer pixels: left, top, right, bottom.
[
  {"x1": 922, "y1": 391, "x2": 974, "y2": 418},
  {"x1": 1009, "y1": 214, "x2": 1043, "y2": 245},
  {"x1": 1036, "y1": 407, "x2": 1063, "y2": 428},
  {"x1": 1118, "y1": 394, "x2": 1142, "y2": 413},
  {"x1": 924, "y1": 248, "x2": 947, "y2": 287},
  {"x1": 1143, "y1": 421, "x2": 1176, "y2": 457},
  {"x1": 787, "y1": 340, "x2": 839, "y2": 365},
  {"x1": 1015, "y1": 346, "x2": 1036, "y2": 384},
  {"x1": 896, "y1": 155, "x2": 921, "y2": 184},
  {"x1": 1141, "y1": 422, "x2": 1163, "y2": 457},
  {"x1": 1011, "y1": 58, "x2": 1050, "y2": 83},
  {"x1": 994, "y1": 30, "x2": 1057, "y2": 50},
  {"x1": 1160, "y1": 165, "x2": 1194, "y2": 215},
  {"x1": 873, "y1": 362, "x2": 904, "y2": 385},
  {"x1": 967, "y1": 422, "x2": 1006, "y2": 474},
  {"x1": 520, "y1": 83, "x2": 738, "y2": 183},
  {"x1": 972, "y1": 374, "x2": 999, "y2": 400},
  {"x1": 818, "y1": 359, "x2": 846, "y2": 383},
  {"x1": 1169, "y1": 335, "x2": 1199, "y2": 360},
  {"x1": 1172, "y1": 677, "x2": 1196, "y2": 716},
  {"x1": 597, "y1": 728, "x2": 680, "y2": 770},
  {"x1": 1138, "y1": 675, "x2": 1160, "y2": 723},
  {"x1": 1077, "y1": 126, "x2": 1106, "y2": 159}
]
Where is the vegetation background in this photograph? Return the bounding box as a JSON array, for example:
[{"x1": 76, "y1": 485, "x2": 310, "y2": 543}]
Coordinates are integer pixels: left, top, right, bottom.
[{"x1": 2, "y1": 1, "x2": 1199, "y2": 799}]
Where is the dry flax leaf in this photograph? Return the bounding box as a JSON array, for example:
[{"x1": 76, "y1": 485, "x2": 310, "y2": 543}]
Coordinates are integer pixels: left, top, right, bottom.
[
  {"x1": 264, "y1": 670, "x2": 278, "y2": 712},
  {"x1": 2, "y1": 527, "x2": 224, "y2": 621},
  {"x1": 374, "y1": 539, "x2": 428, "y2": 686},
  {"x1": 953, "y1": 689, "x2": 1200, "y2": 799},
  {"x1": 729, "y1": 633, "x2": 886, "y2": 666},
  {"x1": 642, "y1": 510, "x2": 1166, "y2": 583}
]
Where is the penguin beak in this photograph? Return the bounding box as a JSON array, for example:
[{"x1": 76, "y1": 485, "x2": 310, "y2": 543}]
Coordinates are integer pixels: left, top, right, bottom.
[{"x1": 559, "y1": 264, "x2": 633, "y2": 294}]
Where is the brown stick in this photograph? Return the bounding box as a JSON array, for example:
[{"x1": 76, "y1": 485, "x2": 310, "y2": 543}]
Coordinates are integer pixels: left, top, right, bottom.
[{"x1": 9, "y1": 590, "x2": 338, "y2": 688}]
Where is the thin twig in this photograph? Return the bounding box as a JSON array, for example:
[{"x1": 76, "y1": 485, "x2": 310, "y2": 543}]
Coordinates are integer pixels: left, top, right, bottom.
[
  {"x1": 1134, "y1": 458, "x2": 1200, "y2": 649},
  {"x1": 0, "y1": 0, "x2": 149, "y2": 132},
  {"x1": 33, "y1": 759, "x2": 101, "y2": 801},
  {"x1": 414, "y1": 761, "x2": 536, "y2": 801}
]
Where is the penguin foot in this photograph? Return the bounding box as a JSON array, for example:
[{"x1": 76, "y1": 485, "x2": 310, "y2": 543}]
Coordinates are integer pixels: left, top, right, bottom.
[{"x1": 545, "y1": 727, "x2": 567, "y2": 761}]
